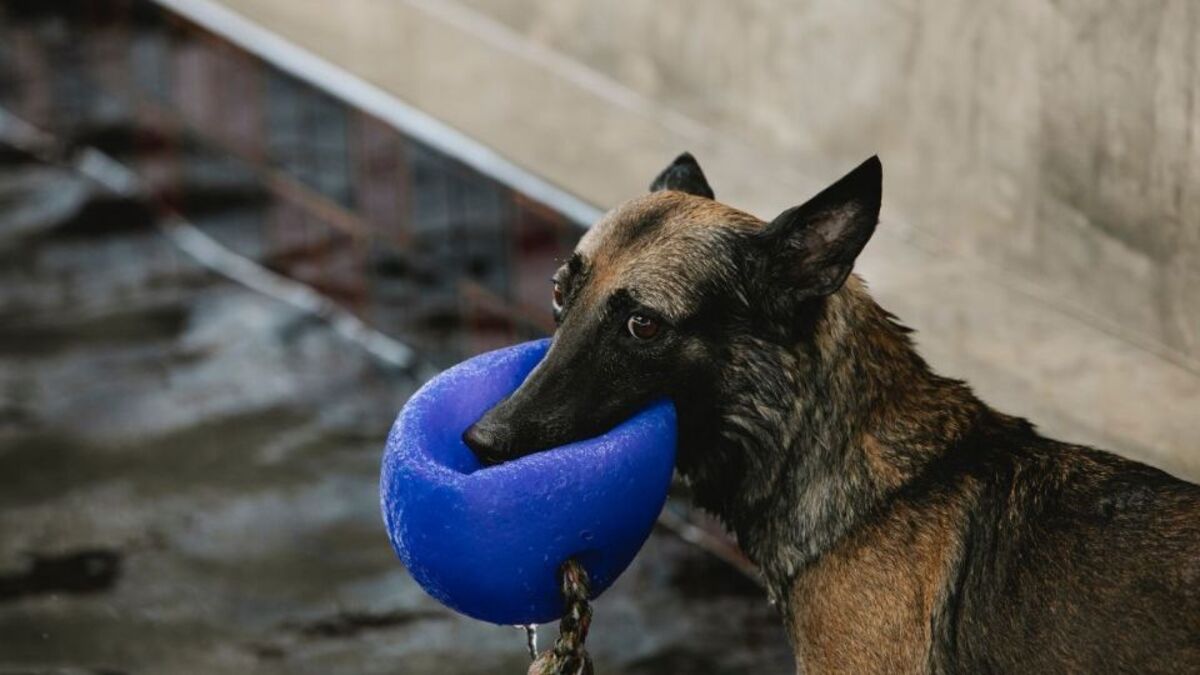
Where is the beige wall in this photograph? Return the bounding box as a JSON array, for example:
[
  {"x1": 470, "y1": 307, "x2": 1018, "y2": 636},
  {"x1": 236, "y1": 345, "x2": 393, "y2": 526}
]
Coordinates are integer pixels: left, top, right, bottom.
[{"x1": 460, "y1": 0, "x2": 1200, "y2": 369}]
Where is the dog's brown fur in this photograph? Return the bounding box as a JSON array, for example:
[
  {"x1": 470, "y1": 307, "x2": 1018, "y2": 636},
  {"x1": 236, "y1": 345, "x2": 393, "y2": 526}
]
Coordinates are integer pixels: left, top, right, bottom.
[
  {"x1": 467, "y1": 154, "x2": 1200, "y2": 672},
  {"x1": 788, "y1": 488, "x2": 968, "y2": 673}
]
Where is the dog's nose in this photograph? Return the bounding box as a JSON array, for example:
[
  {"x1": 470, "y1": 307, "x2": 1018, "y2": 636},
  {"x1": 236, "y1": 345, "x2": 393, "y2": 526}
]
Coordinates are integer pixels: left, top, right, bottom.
[{"x1": 463, "y1": 421, "x2": 511, "y2": 465}]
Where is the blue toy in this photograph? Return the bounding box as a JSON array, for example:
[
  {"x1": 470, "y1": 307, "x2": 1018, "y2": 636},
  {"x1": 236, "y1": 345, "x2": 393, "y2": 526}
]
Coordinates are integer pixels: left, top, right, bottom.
[{"x1": 380, "y1": 339, "x2": 677, "y2": 625}]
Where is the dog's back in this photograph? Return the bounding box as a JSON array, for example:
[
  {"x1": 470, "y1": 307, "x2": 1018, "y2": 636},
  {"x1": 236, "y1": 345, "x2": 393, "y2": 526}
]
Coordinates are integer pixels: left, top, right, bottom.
[
  {"x1": 950, "y1": 431, "x2": 1200, "y2": 671},
  {"x1": 789, "y1": 412, "x2": 1200, "y2": 673}
]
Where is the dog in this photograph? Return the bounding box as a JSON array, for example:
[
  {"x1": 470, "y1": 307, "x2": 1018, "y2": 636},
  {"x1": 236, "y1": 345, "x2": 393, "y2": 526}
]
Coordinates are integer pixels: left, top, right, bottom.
[{"x1": 464, "y1": 153, "x2": 1200, "y2": 673}]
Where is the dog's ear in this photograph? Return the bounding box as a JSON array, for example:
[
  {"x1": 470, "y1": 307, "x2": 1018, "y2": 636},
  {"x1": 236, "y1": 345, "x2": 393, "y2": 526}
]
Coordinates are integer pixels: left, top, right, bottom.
[
  {"x1": 649, "y1": 152, "x2": 714, "y2": 199},
  {"x1": 757, "y1": 155, "x2": 881, "y2": 298}
]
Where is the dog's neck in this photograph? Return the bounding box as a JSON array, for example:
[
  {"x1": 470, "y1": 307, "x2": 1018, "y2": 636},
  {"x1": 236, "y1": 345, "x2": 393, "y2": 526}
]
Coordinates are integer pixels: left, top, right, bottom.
[{"x1": 676, "y1": 276, "x2": 986, "y2": 600}]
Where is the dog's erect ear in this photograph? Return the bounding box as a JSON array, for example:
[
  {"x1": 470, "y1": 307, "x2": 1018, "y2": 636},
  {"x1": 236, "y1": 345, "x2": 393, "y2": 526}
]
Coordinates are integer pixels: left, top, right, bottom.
[
  {"x1": 649, "y1": 152, "x2": 714, "y2": 199},
  {"x1": 758, "y1": 155, "x2": 881, "y2": 298}
]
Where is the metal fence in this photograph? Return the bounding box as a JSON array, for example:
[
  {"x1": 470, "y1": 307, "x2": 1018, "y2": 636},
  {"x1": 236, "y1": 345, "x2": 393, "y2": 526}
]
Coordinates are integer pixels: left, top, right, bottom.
[{"x1": 0, "y1": 0, "x2": 580, "y2": 365}]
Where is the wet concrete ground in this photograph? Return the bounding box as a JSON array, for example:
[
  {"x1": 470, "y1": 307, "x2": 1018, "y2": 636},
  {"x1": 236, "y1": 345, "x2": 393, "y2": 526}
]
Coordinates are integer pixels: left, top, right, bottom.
[{"x1": 0, "y1": 6, "x2": 793, "y2": 672}]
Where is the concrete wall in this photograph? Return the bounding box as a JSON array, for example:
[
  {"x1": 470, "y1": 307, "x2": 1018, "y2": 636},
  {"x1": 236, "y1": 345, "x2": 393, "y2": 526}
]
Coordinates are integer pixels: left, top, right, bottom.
[
  {"x1": 458, "y1": 0, "x2": 1200, "y2": 370},
  {"x1": 205, "y1": 0, "x2": 1200, "y2": 479}
]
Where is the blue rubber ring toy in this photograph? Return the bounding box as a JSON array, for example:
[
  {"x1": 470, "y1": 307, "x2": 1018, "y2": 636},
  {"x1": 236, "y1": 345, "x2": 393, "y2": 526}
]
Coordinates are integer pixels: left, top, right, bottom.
[{"x1": 380, "y1": 339, "x2": 677, "y2": 625}]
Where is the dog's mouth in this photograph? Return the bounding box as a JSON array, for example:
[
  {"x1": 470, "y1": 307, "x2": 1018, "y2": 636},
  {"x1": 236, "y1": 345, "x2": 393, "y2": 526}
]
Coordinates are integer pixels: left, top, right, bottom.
[
  {"x1": 463, "y1": 406, "x2": 639, "y2": 467},
  {"x1": 464, "y1": 426, "x2": 591, "y2": 467},
  {"x1": 461, "y1": 329, "x2": 658, "y2": 467},
  {"x1": 462, "y1": 422, "x2": 516, "y2": 466},
  {"x1": 463, "y1": 415, "x2": 563, "y2": 466}
]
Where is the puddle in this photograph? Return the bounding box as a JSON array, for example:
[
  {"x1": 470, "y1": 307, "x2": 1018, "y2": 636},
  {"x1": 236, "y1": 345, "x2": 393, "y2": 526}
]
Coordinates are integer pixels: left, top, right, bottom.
[
  {"x1": 0, "y1": 549, "x2": 122, "y2": 602},
  {"x1": 286, "y1": 608, "x2": 450, "y2": 639}
]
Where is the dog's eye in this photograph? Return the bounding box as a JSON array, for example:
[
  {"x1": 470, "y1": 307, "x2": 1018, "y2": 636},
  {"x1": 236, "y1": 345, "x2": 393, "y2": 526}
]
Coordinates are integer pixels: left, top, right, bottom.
[
  {"x1": 552, "y1": 281, "x2": 564, "y2": 311},
  {"x1": 626, "y1": 313, "x2": 660, "y2": 340}
]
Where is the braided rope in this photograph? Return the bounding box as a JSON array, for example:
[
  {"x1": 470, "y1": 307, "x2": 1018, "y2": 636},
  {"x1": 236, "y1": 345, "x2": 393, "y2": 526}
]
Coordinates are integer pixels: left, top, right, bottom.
[{"x1": 528, "y1": 559, "x2": 593, "y2": 675}]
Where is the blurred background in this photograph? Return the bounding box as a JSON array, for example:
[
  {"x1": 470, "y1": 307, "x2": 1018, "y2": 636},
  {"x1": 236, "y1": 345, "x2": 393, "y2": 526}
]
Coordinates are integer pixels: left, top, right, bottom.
[{"x1": 0, "y1": 1, "x2": 1196, "y2": 673}]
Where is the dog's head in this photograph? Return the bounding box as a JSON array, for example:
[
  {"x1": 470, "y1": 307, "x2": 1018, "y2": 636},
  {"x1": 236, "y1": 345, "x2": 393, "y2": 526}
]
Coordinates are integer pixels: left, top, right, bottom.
[{"x1": 464, "y1": 153, "x2": 882, "y2": 466}]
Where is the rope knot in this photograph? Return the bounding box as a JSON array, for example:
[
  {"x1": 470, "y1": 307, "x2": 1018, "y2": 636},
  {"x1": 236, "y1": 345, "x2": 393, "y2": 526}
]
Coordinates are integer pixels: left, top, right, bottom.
[{"x1": 528, "y1": 559, "x2": 593, "y2": 675}]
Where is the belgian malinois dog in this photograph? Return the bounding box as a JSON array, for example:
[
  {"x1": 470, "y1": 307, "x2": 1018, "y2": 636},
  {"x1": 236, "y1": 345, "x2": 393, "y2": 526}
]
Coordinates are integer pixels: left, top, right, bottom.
[{"x1": 465, "y1": 153, "x2": 1200, "y2": 672}]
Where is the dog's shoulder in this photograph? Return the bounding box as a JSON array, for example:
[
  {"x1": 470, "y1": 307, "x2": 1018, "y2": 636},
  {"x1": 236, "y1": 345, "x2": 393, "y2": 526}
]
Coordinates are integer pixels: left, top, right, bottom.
[{"x1": 786, "y1": 468, "x2": 980, "y2": 673}]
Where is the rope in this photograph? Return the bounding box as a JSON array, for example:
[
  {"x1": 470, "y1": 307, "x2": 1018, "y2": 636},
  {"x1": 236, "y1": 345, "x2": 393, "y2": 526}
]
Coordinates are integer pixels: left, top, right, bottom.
[{"x1": 528, "y1": 559, "x2": 594, "y2": 675}]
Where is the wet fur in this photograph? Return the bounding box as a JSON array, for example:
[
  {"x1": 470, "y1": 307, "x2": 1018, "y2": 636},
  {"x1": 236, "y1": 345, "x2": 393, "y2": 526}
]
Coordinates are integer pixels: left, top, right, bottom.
[
  {"x1": 470, "y1": 156, "x2": 1200, "y2": 672},
  {"x1": 691, "y1": 275, "x2": 1200, "y2": 672}
]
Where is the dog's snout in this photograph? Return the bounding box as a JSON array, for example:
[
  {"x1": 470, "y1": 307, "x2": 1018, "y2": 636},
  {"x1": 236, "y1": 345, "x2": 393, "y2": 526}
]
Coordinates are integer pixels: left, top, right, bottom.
[{"x1": 463, "y1": 420, "x2": 511, "y2": 465}]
